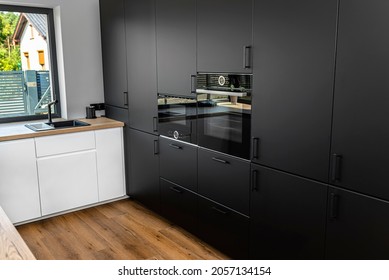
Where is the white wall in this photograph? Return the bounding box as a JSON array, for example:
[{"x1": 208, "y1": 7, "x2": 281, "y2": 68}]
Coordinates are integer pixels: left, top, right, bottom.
[{"x1": 0, "y1": 0, "x2": 105, "y2": 119}]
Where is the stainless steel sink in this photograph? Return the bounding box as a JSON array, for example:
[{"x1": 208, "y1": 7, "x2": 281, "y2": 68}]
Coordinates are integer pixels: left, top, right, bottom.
[
  {"x1": 47, "y1": 120, "x2": 90, "y2": 129},
  {"x1": 25, "y1": 120, "x2": 90, "y2": 131}
]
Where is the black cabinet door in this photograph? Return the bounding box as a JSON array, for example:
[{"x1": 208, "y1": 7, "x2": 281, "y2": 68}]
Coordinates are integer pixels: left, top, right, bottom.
[
  {"x1": 128, "y1": 128, "x2": 160, "y2": 212},
  {"x1": 251, "y1": 0, "x2": 338, "y2": 182},
  {"x1": 160, "y1": 178, "x2": 198, "y2": 233},
  {"x1": 159, "y1": 137, "x2": 197, "y2": 192},
  {"x1": 156, "y1": 0, "x2": 196, "y2": 97},
  {"x1": 197, "y1": 0, "x2": 253, "y2": 73},
  {"x1": 330, "y1": 0, "x2": 389, "y2": 200},
  {"x1": 99, "y1": 0, "x2": 128, "y2": 108},
  {"x1": 198, "y1": 148, "x2": 250, "y2": 216},
  {"x1": 198, "y1": 197, "x2": 249, "y2": 259},
  {"x1": 326, "y1": 187, "x2": 389, "y2": 259},
  {"x1": 250, "y1": 164, "x2": 327, "y2": 259},
  {"x1": 125, "y1": 0, "x2": 158, "y2": 134}
]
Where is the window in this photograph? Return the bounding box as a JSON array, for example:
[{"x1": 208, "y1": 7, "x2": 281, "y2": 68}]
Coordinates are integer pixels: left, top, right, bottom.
[
  {"x1": 38, "y1": 50, "x2": 45, "y2": 69},
  {"x1": 23, "y1": 52, "x2": 30, "y2": 70},
  {"x1": 0, "y1": 4, "x2": 60, "y2": 123}
]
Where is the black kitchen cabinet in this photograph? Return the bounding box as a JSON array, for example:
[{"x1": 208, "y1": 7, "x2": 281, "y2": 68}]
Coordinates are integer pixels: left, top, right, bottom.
[
  {"x1": 128, "y1": 128, "x2": 160, "y2": 212},
  {"x1": 251, "y1": 0, "x2": 338, "y2": 182},
  {"x1": 330, "y1": 0, "x2": 389, "y2": 200},
  {"x1": 326, "y1": 187, "x2": 389, "y2": 259},
  {"x1": 159, "y1": 137, "x2": 197, "y2": 192},
  {"x1": 198, "y1": 196, "x2": 249, "y2": 259},
  {"x1": 196, "y1": 0, "x2": 253, "y2": 73},
  {"x1": 250, "y1": 164, "x2": 327, "y2": 259},
  {"x1": 156, "y1": 0, "x2": 196, "y2": 97},
  {"x1": 198, "y1": 148, "x2": 250, "y2": 216},
  {"x1": 160, "y1": 178, "x2": 198, "y2": 233},
  {"x1": 125, "y1": 0, "x2": 158, "y2": 134},
  {"x1": 99, "y1": 0, "x2": 128, "y2": 108}
]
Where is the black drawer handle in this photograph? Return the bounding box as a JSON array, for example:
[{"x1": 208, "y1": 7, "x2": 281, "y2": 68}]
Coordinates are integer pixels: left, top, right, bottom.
[
  {"x1": 212, "y1": 206, "x2": 228, "y2": 215},
  {"x1": 169, "y1": 143, "x2": 182, "y2": 150},
  {"x1": 123, "y1": 91, "x2": 128, "y2": 106},
  {"x1": 252, "y1": 169, "x2": 259, "y2": 192},
  {"x1": 252, "y1": 137, "x2": 260, "y2": 160},
  {"x1": 153, "y1": 140, "x2": 159, "y2": 155},
  {"x1": 191, "y1": 75, "x2": 197, "y2": 94},
  {"x1": 243, "y1": 45, "x2": 251, "y2": 69},
  {"x1": 330, "y1": 193, "x2": 339, "y2": 220},
  {"x1": 169, "y1": 187, "x2": 183, "y2": 194},
  {"x1": 331, "y1": 154, "x2": 342, "y2": 182},
  {"x1": 153, "y1": 117, "x2": 158, "y2": 132},
  {"x1": 211, "y1": 157, "x2": 229, "y2": 164}
]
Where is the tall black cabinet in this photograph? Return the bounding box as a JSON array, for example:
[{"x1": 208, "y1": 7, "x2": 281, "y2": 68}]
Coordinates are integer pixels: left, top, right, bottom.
[
  {"x1": 251, "y1": 0, "x2": 338, "y2": 182},
  {"x1": 125, "y1": 0, "x2": 158, "y2": 134},
  {"x1": 100, "y1": 0, "x2": 128, "y2": 109},
  {"x1": 156, "y1": 0, "x2": 196, "y2": 97},
  {"x1": 128, "y1": 128, "x2": 160, "y2": 212},
  {"x1": 326, "y1": 187, "x2": 389, "y2": 259},
  {"x1": 330, "y1": 0, "x2": 389, "y2": 200},
  {"x1": 197, "y1": 0, "x2": 253, "y2": 73},
  {"x1": 250, "y1": 164, "x2": 327, "y2": 259}
]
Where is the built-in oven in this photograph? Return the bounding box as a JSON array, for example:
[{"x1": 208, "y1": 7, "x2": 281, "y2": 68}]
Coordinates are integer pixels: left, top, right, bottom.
[
  {"x1": 196, "y1": 73, "x2": 252, "y2": 159},
  {"x1": 158, "y1": 95, "x2": 197, "y2": 144}
]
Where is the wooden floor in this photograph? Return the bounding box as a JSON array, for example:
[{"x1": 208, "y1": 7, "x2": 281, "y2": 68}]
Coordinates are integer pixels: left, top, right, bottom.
[{"x1": 16, "y1": 199, "x2": 228, "y2": 260}]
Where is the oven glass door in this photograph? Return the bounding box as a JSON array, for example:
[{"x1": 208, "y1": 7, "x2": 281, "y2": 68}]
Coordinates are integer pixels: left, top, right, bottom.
[
  {"x1": 197, "y1": 93, "x2": 251, "y2": 159},
  {"x1": 158, "y1": 95, "x2": 197, "y2": 144}
]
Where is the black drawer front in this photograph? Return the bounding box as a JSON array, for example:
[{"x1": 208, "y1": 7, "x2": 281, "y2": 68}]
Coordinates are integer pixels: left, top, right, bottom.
[
  {"x1": 198, "y1": 197, "x2": 249, "y2": 259},
  {"x1": 160, "y1": 178, "x2": 198, "y2": 233},
  {"x1": 198, "y1": 148, "x2": 250, "y2": 215},
  {"x1": 160, "y1": 137, "x2": 197, "y2": 191}
]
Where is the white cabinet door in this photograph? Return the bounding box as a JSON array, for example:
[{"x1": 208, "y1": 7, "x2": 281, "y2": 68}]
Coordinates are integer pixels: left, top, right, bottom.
[
  {"x1": 0, "y1": 139, "x2": 41, "y2": 223},
  {"x1": 95, "y1": 128, "x2": 126, "y2": 201},
  {"x1": 37, "y1": 150, "x2": 99, "y2": 216}
]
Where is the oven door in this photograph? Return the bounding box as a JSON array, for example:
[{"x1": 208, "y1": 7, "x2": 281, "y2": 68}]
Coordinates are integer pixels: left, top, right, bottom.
[
  {"x1": 158, "y1": 95, "x2": 197, "y2": 144},
  {"x1": 197, "y1": 96, "x2": 251, "y2": 159}
]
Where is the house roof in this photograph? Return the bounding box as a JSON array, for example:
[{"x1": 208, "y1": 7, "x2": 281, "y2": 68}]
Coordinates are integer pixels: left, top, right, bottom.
[{"x1": 12, "y1": 13, "x2": 47, "y2": 43}]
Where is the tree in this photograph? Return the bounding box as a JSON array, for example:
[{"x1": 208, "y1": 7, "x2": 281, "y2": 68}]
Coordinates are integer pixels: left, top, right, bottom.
[{"x1": 0, "y1": 12, "x2": 21, "y2": 71}]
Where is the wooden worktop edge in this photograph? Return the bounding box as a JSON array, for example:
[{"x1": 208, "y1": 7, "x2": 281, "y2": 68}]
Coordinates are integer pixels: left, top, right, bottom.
[
  {"x1": 0, "y1": 206, "x2": 36, "y2": 260},
  {"x1": 0, "y1": 117, "x2": 124, "y2": 142}
]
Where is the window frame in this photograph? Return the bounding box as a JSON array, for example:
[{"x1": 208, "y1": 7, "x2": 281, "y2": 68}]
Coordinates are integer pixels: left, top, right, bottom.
[{"x1": 0, "y1": 4, "x2": 61, "y2": 124}]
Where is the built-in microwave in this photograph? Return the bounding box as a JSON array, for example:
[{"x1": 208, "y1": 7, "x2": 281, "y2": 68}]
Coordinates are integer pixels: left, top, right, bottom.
[
  {"x1": 158, "y1": 95, "x2": 197, "y2": 144},
  {"x1": 196, "y1": 73, "x2": 252, "y2": 159}
]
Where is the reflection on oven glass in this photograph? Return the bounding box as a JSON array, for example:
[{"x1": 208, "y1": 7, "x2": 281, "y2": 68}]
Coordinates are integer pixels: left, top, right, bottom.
[{"x1": 196, "y1": 73, "x2": 252, "y2": 159}]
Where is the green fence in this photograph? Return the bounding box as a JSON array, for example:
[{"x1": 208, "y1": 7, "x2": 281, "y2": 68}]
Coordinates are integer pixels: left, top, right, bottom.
[{"x1": 0, "y1": 70, "x2": 51, "y2": 118}]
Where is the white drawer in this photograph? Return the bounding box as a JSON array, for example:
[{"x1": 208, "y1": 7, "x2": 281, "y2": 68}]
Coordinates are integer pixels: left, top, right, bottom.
[{"x1": 35, "y1": 131, "x2": 96, "y2": 157}]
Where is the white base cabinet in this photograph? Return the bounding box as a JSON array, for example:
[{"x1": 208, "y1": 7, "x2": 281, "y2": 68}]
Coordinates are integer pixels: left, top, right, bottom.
[
  {"x1": 0, "y1": 139, "x2": 41, "y2": 223},
  {"x1": 0, "y1": 126, "x2": 126, "y2": 223},
  {"x1": 37, "y1": 150, "x2": 99, "y2": 216},
  {"x1": 95, "y1": 128, "x2": 126, "y2": 201}
]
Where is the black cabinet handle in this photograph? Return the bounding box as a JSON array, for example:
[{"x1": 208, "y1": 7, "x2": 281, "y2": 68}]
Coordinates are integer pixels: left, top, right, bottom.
[
  {"x1": 191, "y1": 75, "x2": 197, "y2": 94},
  {"x1": 153, "y1": 139, "x2": 159, "y2": 155},
  {"x1": 169, "y1": 143, "x2": 182, "y2": 150},
  {"x1": 153, "y1": 117, "x2": 158, "y2": 133},
  {"x1": 212, "y1": 206, "x2": 228, "y2": 215},
  {"x1": 252, "y1": 169, "x2": 259, "y2": 192},
  {"x1": 243, "y1": 45, "x2": 251, "y2": 69},
  {"x1": 212, "y1": 157, "x2": 229, "y2": 164},
  {"x1": 169, "y1": 186, "x2": 183, "y2": 194},
  {"x1": 329, "y1": 193, "x2": 339, "y2": 220},
  {"x1": 331, "y1": 154, "x2": 342, "y2": 181},
  {"x1": 252, "y1": 137, "x2": 260, "y2": 160},
  {"x1": 123, "y1": 92, "x2": 128, "y2": 106}
]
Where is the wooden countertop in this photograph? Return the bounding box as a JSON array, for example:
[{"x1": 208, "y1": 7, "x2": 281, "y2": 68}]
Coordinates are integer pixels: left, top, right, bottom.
[
  {"x1": 0, "y1": 117, "x2": 124, "y2": 142},
  {"x1": 0, "y1": 206, "x2": 35, "y2": 260}
]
